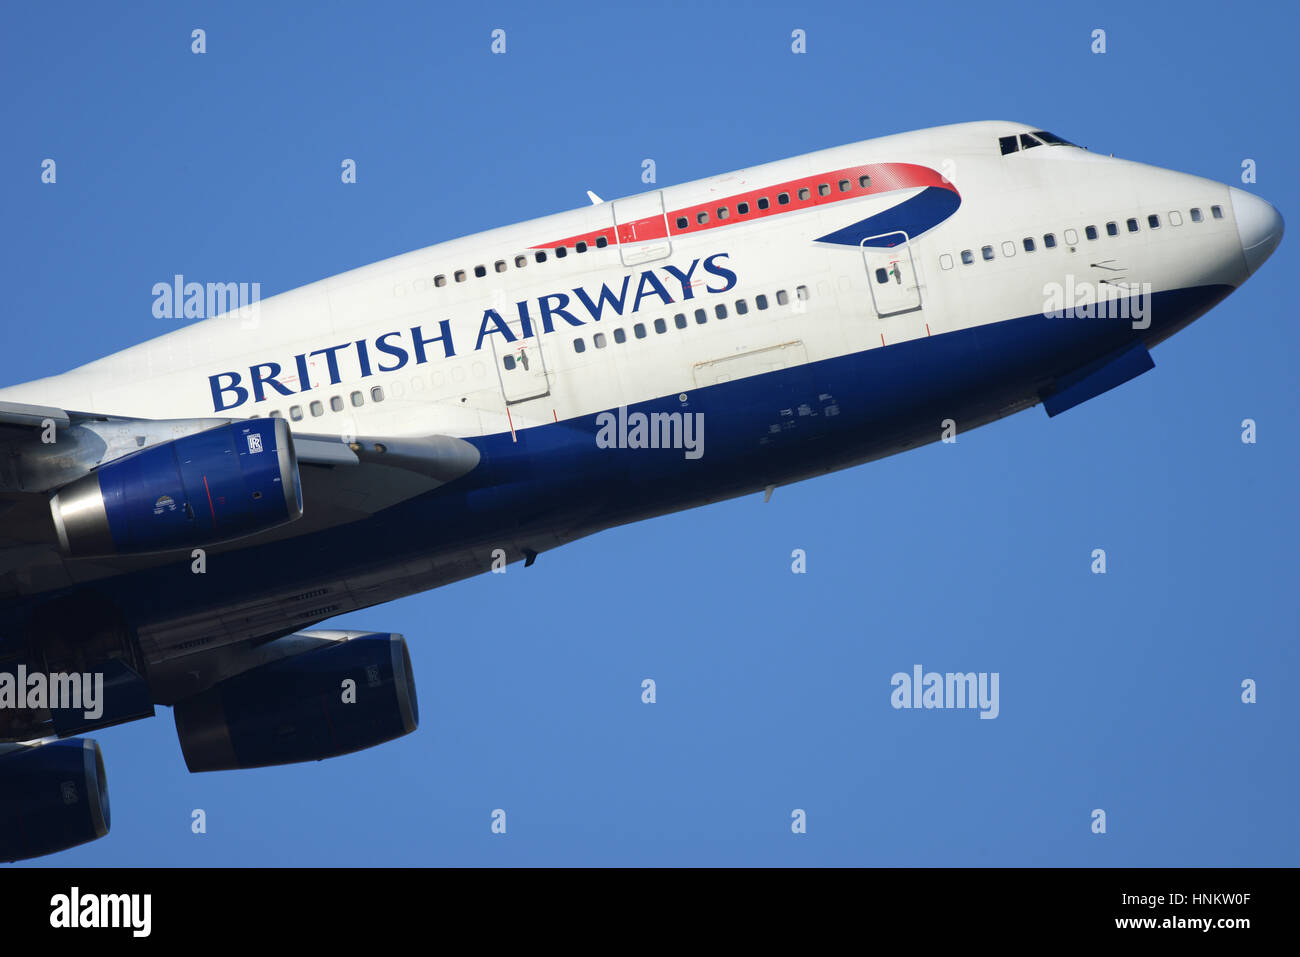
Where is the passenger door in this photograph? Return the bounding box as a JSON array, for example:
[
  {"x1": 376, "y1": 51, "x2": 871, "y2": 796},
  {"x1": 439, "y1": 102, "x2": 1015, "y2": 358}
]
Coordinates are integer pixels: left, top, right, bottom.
[{"x1": 860, "y1": 231, "x2": 922, "y2": 318}]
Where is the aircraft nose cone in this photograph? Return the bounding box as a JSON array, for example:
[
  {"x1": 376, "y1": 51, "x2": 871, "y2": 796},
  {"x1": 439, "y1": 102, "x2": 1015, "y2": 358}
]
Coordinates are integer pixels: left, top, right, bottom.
[{"x1": 1230, "y1": 187, "x2": 1284, "y2": 275}]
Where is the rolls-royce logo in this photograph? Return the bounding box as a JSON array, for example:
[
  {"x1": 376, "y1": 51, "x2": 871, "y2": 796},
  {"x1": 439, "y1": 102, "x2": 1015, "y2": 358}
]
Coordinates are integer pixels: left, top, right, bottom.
[{"x1": 247, "y1": 434, "x2": 264, "y2": 454}]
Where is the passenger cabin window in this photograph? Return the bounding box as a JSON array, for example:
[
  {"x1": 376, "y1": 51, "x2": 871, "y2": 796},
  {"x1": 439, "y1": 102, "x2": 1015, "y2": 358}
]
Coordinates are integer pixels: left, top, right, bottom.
[
  {"x1": 757, "y1": 197, "x2": 770, "y2": 210},
  {"x1": 736, "y1": 299, "x2": 749, "y2": 315},
  {"x1": 474, "y1": 265, "x2": 486, "y2": 278},
  {"x1": 371, "y1": 386, "x2": 385, "y2": 402},
  {"x1": 514, "y1": 255, "x2": 527, "y2": 268},
  {"x1": 1169, "y1": 210, "x2": 1183, "y2": 226},
  {"x1": 697, "y1": 211, "x2": 709, "y2": 224},
  {"x1": 1190, "y1": 207, "x2": 1203, "y2": 222},
  {"x1": 1064, "y1": 228, "x2": 1078, "y2": 245},
  {"x1": 875, "y1": 268, "x2": 888, "y2": 283},
  {"x1": 654, "y1": 318, "x2": 667, "y2": 334},
  {"x1": 838, "y1": 179, "x2": 850, "y2": 192},
  {"x1": 454, "y1": 269, "x2": 466, "y2": 282},
  {"x1": 1211, "y1": 205, "x2": 1224, "y2": 219},
  {"x1": 330, "y1": 396, "x2": 343, "y2": 412},
  {"x1": 1085, "y1": 225, "x2": 1098, "y2": 240},
  {"x1": 676, "y1": 216, "x2": 688, "y2": 229},
  {"x1": 290, "y1": 406, "x2": 303, "y2": 421},
  {"x1": 593, "y1": 332, "x2": 606, "y2": 348},
  {"x1": 1022, "y1": 237, "x2": 1036, "y2": 252},
  {"x1": 1148, "y1": 214, "x2": 1160, "y2": 229},
  {"x1": 573, "y1": 338, "x2": 585, "y2": 353},
  {"x1": 818, "y1": 183, "x2": 830, "y2": 197},
  {"x1": 1127, "y1": 218, "x2": 1139, "y2": 232},
  {"x1": 940, "y1": 253, "x2": 954, "y2": 269},
  {"x1": 859, "y1": 175, "x2": 871, "y2": 188},
  {"x1": 715, "y1": 303, "x2": 727, "y2": 319},
  {"x1": 737, "y1": 202, "x2": 750, "y2": 215},
  {"x1": 555, "y1": 246, "x2": 567, "y2": 258},
  {"x1": 614, "y1": 327, "x2": 627, "y2": 343},
  {"x1": 797, "y1": 187, "x2": 810, "y2": 201},
  {"x1": 756, "y1": 294, "x2": 769, "y2": 309},
  {"x1": 981, "y1": 245, "x2": 994, "y2": 261},
  {"x1": 350, "y1": 391, "x2": 363, "y2": 407},
  {"x1": 717, "y1": 207, "x2": 730, "y2": 220},
  {"x1": 434, "y1": 275, "x2": 446, "y2": 287},
  {"x1": 1106, "y1": 221, "x2": 1119, "y2": 236},
  {"x1": 674, "y1": 313, "x2": 688, "y2": 328},
  {"x1": 961, "y1": 249, "x2": 974, "y2": 264},
  {"x1": 1043, "y1": 233, "x2": 1057, "y2": 248},
  {"x1": 776, "y1": 290, "x2": 789, "y2": 305},
  {"x1": 634, "y1": 323, "x2": 646, "y2": 338},
  {"x1": 778, "y1": 192, "x2": 790, "y2": 205}
]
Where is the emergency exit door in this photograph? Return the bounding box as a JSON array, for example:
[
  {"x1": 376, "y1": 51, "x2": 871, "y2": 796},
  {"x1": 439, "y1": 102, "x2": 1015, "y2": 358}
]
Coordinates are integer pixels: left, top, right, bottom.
[
  {"x1": 491, "y1": 317, "x2": 550, "y2": 404},
  {"x1": 612, "y1": 191, "x2": 672, "y2": 267},
  {"x1": 861, "y1": 231, "x2": 922, "y2": 318}
]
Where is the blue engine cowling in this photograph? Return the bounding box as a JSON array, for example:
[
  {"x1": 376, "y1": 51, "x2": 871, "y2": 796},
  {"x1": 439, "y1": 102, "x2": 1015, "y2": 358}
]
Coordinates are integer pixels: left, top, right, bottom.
[
  {"x1": 0, "y1": 738, "x2": 110, "y2": 862},
  {"x1": 49, "y1": 417, "x2": 303, "y2": 556},
  {"x1": 173, "y1": 632, "x2": 419, "y2": 772}
]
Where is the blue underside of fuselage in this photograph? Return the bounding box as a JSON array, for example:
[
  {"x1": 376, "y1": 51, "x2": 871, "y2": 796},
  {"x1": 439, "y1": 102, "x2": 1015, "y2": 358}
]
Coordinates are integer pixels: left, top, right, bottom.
[{"x1": 2, "y1": 283, "x2": 1234, "y2": 634}]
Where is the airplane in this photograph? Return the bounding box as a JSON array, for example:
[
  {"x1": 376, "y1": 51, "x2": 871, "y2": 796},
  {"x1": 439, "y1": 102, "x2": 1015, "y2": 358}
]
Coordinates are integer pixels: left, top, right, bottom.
[{"x1": 0, "y1": 120, "x2": 1282, "y2": 861}]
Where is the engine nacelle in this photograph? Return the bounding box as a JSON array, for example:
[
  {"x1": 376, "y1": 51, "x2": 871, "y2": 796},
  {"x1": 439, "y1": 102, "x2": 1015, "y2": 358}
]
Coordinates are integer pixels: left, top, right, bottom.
[
  {"x1": 173, "y1": 632, "x2": 418, "y2": 772},
  {"x1": 0, "y1": 738, "x2": 110, "y2": 862},
  {"x1": 49, "y1": 418, "x2": 302, "y2": 557}
]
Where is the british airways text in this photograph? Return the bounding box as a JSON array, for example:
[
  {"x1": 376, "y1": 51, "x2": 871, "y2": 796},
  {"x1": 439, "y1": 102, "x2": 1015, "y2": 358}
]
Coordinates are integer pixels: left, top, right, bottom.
[{"x1": 208, "y1": 253, "x2": 738, "y2": 412}]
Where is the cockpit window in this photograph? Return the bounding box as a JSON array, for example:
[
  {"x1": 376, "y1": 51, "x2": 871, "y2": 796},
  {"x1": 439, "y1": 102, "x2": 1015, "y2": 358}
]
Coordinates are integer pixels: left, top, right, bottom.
[
  {"x1": 1000, "y1": 130, "x2": 1082, "y2": 155},
  {"x1": 1030, "y1": 130, "x2": 1079, "y2": 147}
]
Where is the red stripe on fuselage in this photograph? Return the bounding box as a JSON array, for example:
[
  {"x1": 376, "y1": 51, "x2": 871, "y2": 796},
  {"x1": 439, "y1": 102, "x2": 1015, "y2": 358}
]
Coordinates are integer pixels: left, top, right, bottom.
[{"x1": 532, "y1": 163, "x2": 955, "y2": 251}]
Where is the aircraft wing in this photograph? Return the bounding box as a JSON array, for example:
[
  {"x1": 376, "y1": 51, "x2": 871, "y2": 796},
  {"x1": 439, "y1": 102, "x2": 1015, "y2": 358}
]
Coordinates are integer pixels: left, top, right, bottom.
[{"x1": 0, "y1": 399, "x2": 480, "y2": 591}]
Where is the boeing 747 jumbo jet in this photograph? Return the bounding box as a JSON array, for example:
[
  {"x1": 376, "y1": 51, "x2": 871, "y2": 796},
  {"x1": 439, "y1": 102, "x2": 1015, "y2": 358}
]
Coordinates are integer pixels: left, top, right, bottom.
[{"x1": 0, "y1": 121, "x2": 1282, "y2": 860}]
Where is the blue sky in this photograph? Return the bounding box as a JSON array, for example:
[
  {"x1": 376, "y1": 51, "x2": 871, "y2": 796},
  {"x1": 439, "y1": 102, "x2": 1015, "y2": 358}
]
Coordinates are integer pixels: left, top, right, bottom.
[{"x1": 3, "y1": 0, "x2": 1296, "y2": 865}]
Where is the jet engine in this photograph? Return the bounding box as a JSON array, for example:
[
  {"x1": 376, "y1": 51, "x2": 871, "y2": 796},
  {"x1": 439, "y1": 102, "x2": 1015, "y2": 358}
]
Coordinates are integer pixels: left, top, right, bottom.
[
  {"x1": 173, "y1": 631, "x2": 418, "y2": 772},
  {"x1": 49, "y1": 418, "x2": 302, "y2": 557},
  {"x1": 0, "y1": 738, "x2": 110, "y2": 862}
]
